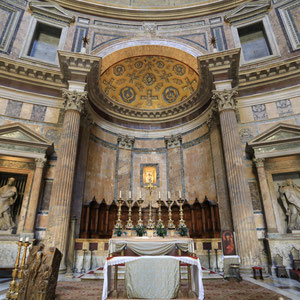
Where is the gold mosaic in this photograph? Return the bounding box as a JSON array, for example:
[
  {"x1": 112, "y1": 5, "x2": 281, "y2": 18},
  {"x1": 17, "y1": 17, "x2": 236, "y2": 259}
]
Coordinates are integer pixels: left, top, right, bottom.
[{"x1": 100, "y1": 56, "x2": 198, "y2": 110}]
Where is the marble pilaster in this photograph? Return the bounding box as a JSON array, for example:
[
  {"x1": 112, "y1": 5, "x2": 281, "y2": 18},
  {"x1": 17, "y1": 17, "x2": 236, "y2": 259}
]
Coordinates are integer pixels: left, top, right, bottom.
[
  {"x1": 23, "y1": 158, "x2": 46, "y2": 234},
  {"x1": 213, "y1": 89, "x2": 261, "y2": 268},
  {"x1": 46, "y1": 89, "x2": 87, "y2": 271},
  {"x1": 207, "y1": 111, "x2": 233, "y2": 231},
  {"x1": 253, "y1": 158, "x2": 278, "y2": 233}
]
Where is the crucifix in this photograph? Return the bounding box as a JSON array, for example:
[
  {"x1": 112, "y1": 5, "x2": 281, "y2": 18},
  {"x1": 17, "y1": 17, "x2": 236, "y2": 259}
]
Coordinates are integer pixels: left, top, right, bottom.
[
  {"x1": 144, "y1": 177, "x2": 156, "y2": 229},
  {"x1": 141, "y1": 89, "x2": 158, "y2": 106}
]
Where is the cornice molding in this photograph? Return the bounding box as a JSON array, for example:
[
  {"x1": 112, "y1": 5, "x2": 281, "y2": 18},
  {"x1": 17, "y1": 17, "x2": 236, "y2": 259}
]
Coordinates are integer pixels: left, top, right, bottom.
[
  {"x1": 239, "y1": 56, "x2": 300, "y2": 90},
  {"x1": 51, "y1": 0, "x2": 248, "y2": 21},
  {"x1": 0, "y1": 56, "x2": 66, "y2": 90}
]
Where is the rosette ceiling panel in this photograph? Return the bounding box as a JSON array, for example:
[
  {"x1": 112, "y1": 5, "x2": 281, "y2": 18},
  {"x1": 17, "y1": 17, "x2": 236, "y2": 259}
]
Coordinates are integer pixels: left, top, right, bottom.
[{"x1": 89, "y1": 55, "x2": 211, "y2": 127}]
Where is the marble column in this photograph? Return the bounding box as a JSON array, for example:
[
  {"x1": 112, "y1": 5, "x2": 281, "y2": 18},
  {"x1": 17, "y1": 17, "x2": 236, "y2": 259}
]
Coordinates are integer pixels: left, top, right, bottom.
[
  {"x1": 72, "y1": 109, "x2": 93, "y2": 237},
  {"x1": 46, "y1": 89, "x2": 87, "y2": 271},
  {"x1": 213, "y1": 89, "x2": 261, "y2": 268},
  {"x1": 207, "y1": 111, "x2": 233, "y2": 231},
  {"x1": 253, "y1": 158, "x2": 278, "y2": 233},
  {"x1": 24, "y1": 157, "x2": 46, "y2": 234}
]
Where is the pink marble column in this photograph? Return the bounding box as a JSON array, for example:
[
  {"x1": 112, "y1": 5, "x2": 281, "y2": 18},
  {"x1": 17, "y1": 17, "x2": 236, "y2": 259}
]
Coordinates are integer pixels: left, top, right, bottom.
[
  {"x1": 207, "y1": 111, "x2": 233, "y2": 231},
  {"x1": 24, "y1": 158, "x2": 46, "y2": 233},
  {"x1": 46, "y1": 89, "x2": 87, "y2": 271},
  {"x1": 253, "y1": 158, "x2": 278, "y2": 233},
  {"x1": 213, "y1": 89, "x2": 261, "y2": 268}
]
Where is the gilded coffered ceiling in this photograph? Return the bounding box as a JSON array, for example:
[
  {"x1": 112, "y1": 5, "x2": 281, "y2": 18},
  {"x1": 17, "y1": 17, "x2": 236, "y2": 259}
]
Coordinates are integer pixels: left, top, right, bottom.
[{"x1": 100, "y1": 56, "x2": 198, "y2": 110}]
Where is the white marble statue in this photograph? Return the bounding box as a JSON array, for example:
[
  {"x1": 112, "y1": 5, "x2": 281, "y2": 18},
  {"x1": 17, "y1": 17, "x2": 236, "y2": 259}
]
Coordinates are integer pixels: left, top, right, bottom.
[
  {"x1": 279, "y1": 179, "x2": 300, "y2": 232},
  {"x1": 0, "y1": 178, "x2": 18, "y2": 231}
]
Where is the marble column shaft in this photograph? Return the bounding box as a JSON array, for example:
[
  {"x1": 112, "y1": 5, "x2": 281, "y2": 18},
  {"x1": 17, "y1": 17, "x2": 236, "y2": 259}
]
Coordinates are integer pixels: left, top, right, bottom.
[
  {"x1": 24, "y1": 158, "x2": 46, "y2": 233},
  {"x1": 46, "y1": 90, "x2": 86, "y2": 270},
  {"x1": 254, "y1": 158, "x2": 278, "y2": 233},
  {"x1": 213, "y1": 89, "x2": 261, "y2": 268},
  {"x1": 207, "y1": 113, "x2": 233, "y2": 231}
]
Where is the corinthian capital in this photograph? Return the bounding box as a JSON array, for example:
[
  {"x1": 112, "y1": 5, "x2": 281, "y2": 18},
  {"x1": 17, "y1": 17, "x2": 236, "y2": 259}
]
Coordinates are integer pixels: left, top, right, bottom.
[
  {"x1": 35, "y1": 157, "x2": 47, "y2": 168},
  {"x1": 62, "y1": 89, "x2": 87, "y2": 112},
  {"x1": 253, "y1": 158, "x2": 265, "y2": 168},
  {"x1": 212, "y1": 89, "x2": 238, "y2": 112}
]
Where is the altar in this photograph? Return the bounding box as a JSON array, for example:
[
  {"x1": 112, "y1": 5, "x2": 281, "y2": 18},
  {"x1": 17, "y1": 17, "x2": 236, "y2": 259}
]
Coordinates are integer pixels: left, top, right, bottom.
[
  {"x1": 102, "y1": 255, "x2": 204, "y2": 300},
  {"x1": 108, "y1": 236, "x2": 195, "y2": 256}
]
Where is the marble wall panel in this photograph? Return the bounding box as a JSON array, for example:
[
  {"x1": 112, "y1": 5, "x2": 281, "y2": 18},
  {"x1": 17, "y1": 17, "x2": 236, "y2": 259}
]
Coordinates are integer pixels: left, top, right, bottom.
[
  {"x1": 257, "y1": 118, "x2": 295, "y2": 134},
  {"x1": 167, "y1": 147, "x2": 182, "y2": 199},
  {"x1": 44, "y1": 107, "x2": 60, "y2": 123},
  {"x1": 276, "y1": 99, "x2": 293, "y2": 117},
  {"x1": 265, "y1": 102, "x2": 279, "y2": 119},
  {"x1": 183, "y1": 139, "x2": 216, "y2": 203},
  {"x1": 117, "y1": 148, "x2": 131, "y2": 198},
  {"x1": 0, "y1": 98, "x2": 8, "y2": 114},
  {"x1": 249, "y1": 181, "x2": 262, "y2": 211},
  {"x1": 182, "y1": 125, "x2": 208, "y2": 144},
  {"x1": 84, "y1": 140, "x2": 116, "y2": 204},
  {"x1": 31, "y1": 104, "x2": 47, "y2": 122},
  {"x1": 5, "y1": 99, "x2": 22, "y2": 117},
  {"x1": 134, "y1": 139, "x2": 165, "y2": 149},
  {"x1": 19, "y1": 103, "x2": 33, "y2": 119},
  {"x1": 290, "y1": 96, "x2": 300, "y2": 114},
  {"x1": 252, "y1": 104, "x2": 268, "y2": 121},
  {"x1": 238, "y1": 106, "x2": 254, "y2": 123}
]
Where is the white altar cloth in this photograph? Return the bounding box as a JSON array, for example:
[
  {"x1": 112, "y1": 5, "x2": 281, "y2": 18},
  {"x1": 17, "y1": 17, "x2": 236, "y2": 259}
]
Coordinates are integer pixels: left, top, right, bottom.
[
  {"x1": 108, "y1": 237, "x2": 195, "y2": 255},
  {"x1": 101, "y1": 256, "x2": 204, "y2": 300}
]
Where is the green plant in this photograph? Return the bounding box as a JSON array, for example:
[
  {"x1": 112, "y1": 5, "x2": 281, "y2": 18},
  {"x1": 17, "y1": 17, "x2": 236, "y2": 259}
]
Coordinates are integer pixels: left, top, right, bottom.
[
  {"x1": 155, "y1": 222, "x2": 167, "y2": 238},
  {"x1": 114, "y1": 225, "x2": 123, "y2": 237},
  {"x1": 177, "y1": 225, "x2": 188, "y2": 237},
  {"x1": 134, "y1": 224, "x2": 146, "y2": 236}
]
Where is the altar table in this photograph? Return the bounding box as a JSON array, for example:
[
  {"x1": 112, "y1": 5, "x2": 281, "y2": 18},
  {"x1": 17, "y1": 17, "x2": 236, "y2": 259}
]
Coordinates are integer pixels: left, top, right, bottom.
[
  {"x1": 108, "y1": 236, "x2": 195, "y2": 256},
  {"x1": 101, "y1": 256, "x2": 204, "y2": 300}
]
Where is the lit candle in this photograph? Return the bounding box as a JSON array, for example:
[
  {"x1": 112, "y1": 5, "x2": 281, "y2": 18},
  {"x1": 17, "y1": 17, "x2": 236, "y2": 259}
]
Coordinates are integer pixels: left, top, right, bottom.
[
  {"x1": 120, "y1": 191, "x2": 122, "y2": 198},
  {"x1": 20, "y1": 237, "x2": 23, "y2": 242},
  {"x1": 129, "y1": 191, "x2": 131, "y2": 199},
  {"x1": 140, "y1": 191, "x2": 142, "y2": 199},
  {"x1": 158, "y1": 191, "x2": 161, "y2": 199},
  {"x1": 179, "y1": 191, "x2": 181, "y2": 198},
  {"x1": 168, "y1": 191, "x2": 170, "y2": 199},
  {"x1": 25, "y1": 237, "x2": 29, "y2": 242}
]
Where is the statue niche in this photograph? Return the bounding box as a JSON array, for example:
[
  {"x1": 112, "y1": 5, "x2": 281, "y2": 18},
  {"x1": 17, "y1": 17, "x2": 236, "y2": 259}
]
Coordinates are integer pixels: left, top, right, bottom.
[
  {"x1": 0, "y1": 177, "x2": 18, "y2": 231},
  {"x1": 278, "y1": 179, "x2": 300, "y2": 232}
]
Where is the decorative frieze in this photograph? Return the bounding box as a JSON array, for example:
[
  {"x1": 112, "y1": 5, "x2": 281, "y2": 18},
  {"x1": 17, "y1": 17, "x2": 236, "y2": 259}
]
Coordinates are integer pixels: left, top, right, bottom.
[
  {"x1": 212, "y1": 89, "x2": 238, "y2": 112},
  {"x1": 142, "y1": 23, "x2": 157, "y2": 33},
  {"x1": 239, "y1": 128, "x2": 254, "y2": 144},
  {"x1": 117, "y1": 134, "x2": 135, "y2": 150},
  {"x1": 164, "y1": 134, "x2": 182, "y2": 149},
  {"x1": 62, "y1": 90, "x2": 87, "y2": 112}
]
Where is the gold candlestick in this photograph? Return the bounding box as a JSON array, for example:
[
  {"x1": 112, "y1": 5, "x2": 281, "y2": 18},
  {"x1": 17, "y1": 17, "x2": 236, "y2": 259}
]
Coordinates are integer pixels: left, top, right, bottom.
[
  {"x1": 178, "y1": 197, "x2": 186, "y2": 227},
  {"x1": 137, "y1": 198, "x2": 144, "y2": 226},
  {"x1": 156, "y1": 198, "x2": 164, "y2": 227},
  {"x1": 145, "y1": 182, "x2": 156, "y2": 229},
  {"x1": 19, "y1": 240, "x2": 30, "y2": 279},
  {"x1": 6, "y1": 239, "x2": 23, "y2": 298},
  {"x1": 114, "y1": 198, "x2": 124, "y2": 229},
  {"x1": 166, "y1": 199, "x2": 175, "y2": 229},
  {"x1": 126, "y1": 199, "x2": 134, "y2": 229}
]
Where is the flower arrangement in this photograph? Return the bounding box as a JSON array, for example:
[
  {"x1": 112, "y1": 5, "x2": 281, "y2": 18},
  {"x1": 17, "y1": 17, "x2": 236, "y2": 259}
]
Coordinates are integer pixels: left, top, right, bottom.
[
  {"x1": 114, "y1": 225, "x2": 123, "y2": 237},
  {"x1": 177, "y1": 224, "x2": 188, "y2": 237},
  {"x1": 155, "y1": 222, "x2": 167, "y2": 238},
  {"x1": 134, "y1": 224, "x2": 146, "y2": 237}
]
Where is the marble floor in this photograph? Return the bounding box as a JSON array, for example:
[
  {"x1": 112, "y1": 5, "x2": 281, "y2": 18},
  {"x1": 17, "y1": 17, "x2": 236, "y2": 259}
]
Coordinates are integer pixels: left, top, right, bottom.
[{"x1": 0, "y1": 275, "x2": 299, "y2": 299}]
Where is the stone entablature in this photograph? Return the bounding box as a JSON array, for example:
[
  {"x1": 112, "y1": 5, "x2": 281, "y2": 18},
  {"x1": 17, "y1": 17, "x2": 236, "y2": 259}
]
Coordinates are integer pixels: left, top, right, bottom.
[{"x1": 51, "y1": 0, "x2": 248, "y2": 20}]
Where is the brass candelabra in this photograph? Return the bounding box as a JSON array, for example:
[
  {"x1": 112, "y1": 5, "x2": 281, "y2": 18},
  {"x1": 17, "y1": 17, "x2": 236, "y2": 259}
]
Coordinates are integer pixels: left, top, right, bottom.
[
  {"x1": 166, "y1": 198, "x2": 175, "y2": 229},
  {"x1": 114, "y1": 198, "x2": 124, "y2": 229},
  {"x1": 137, "y1": 198, "x2": 144, "y2": 226},
  {"x1": 156, "y1": 198, "x2": 164, "y2": 227},
  {"x1": 6, "y1": 238, "x2": 30, "y2": 299},
  {"x1": 178, "y1": 197, "x2": 186, "y2": 227},
  {"x1": 145, "y1": 182, "x2": 156, "y2": 229},
  {"x1": 126, "y1": 198, "x2": 134, "y2": 229}
]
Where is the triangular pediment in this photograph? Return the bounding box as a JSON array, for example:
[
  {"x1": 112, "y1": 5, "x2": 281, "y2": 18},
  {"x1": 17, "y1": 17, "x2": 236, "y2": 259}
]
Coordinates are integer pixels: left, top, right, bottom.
[
  {"x1": 246, "y1": 123, "x2": 300, "y2": 158},
  {"x1": 29, "y1": 1, "x2": 74, "y2": 24},
  {"x1": 0, "y1": 123, "x2": 53, "y2": 148},
  {"x1": 225, "y1": 0, "x2": 271, "y2": 23}
]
